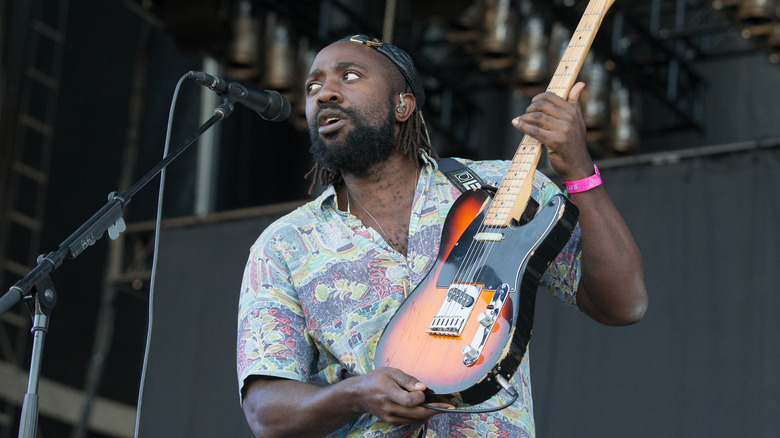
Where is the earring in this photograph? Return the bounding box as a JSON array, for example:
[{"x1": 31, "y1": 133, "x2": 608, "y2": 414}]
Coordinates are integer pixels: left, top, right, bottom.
[{"x1": 396, "y1": 93, "x2": 406, "y2": 113}]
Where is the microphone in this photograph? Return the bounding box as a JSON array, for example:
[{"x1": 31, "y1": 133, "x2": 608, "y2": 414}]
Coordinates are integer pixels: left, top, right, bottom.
[{"x1": 187, "y1": 71, "x2": 291, "y2": 122}]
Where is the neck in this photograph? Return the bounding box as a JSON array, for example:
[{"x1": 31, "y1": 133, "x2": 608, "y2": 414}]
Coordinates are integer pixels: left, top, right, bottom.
[
  {"x1": 337, "y1": 152, "x2": 420, "y2": 255},
  {"x1": 336, "y1": 152, "x2": 420, "y2": 211}
]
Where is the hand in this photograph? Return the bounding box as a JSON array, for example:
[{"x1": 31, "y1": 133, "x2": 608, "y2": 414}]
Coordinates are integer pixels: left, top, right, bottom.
[
  {"x1": 511, "y1": 82, "x2": 593, "y2": 181},
  {"x1": 354, "y1": 367, "x2": 445, "y2": 424}
]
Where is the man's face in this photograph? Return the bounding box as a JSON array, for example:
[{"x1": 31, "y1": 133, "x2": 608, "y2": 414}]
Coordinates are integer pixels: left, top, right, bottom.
[{"x1": 304, "y1": 42, "x2": 398, "y2": 174}]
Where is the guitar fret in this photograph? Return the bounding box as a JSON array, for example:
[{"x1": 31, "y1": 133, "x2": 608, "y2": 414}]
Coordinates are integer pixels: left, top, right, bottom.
[{"x1": 487, "y1": 0, "x2": 610, "y2": 225}]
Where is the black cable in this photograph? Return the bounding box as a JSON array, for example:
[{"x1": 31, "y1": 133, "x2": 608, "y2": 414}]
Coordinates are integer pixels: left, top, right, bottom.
[{"x1": 420, "y1": 385, "x2": 519, "y2": 414}]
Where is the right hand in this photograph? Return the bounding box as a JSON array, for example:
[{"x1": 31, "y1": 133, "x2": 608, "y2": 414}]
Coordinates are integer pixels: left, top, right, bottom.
[{"x1": 353, "y1": 367, "x2": 452, "y2": 424}]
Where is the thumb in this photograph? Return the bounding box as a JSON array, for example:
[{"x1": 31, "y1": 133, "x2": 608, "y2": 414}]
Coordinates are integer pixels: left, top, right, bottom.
[
  {"x1": 392, "y1": 371, "x2": 427, "y2": 392},
  {"x1": 569, "y1": 81, "x2": 586, "y2": 105}
]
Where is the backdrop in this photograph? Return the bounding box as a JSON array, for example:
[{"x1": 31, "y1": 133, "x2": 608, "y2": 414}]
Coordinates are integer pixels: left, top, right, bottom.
[{"x1": 138, "y1": 146, "x2": 780, "y2": 437}]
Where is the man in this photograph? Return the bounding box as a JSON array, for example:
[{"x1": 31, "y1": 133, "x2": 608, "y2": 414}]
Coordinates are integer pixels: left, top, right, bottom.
[{"x1": 237, "y1": 34, "x2": 647, "y2": 437}]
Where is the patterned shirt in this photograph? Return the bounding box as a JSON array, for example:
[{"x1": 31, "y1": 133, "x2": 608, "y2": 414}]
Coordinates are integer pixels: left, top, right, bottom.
[{"x1": 237, "y1": 156, "x2": 582, "y2": 437}]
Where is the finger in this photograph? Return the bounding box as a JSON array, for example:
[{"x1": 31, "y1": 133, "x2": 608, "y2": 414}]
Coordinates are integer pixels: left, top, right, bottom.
[
  {"x1": 388, "y1": 369, "x2": 426, "y2": 392},
  {"x1": 511, "y1": 117, "x2": 553, "y2": 144},
  {"x1": 374, "y1": 369, "x2": 428, "y2": 408},
  {"x1": 530, "y1": 90, "x2": 573, "y2": 110},
  {"x1": 379, "y1": 398, "x2": 440, "y2": 424},
  {"x1": 530, "y1": 91, "x2": 554, "y2": 104},
  {"x1": 515, "y1": 109, "x2": 569, "y2": 133},
  {"x1": 569, "y1": 81, "x2": 586, "y2": 105},
  {"x1": 524, "y1": 98, "x2": 573, "y2": 125},
  {"x1": 424, "y1": 402, "x2": 456, "y2": 410}
]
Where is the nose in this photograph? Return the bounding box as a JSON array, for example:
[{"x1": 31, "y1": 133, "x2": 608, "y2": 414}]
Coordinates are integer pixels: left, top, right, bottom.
[{"x1": 316, "y1": 78, "x2": 343, "y2": 105}]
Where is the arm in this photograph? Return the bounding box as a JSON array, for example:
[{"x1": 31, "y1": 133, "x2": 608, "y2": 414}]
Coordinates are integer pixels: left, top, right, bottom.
[
  {"x1": 511, "y1": 82, "x2": 648, "y2": 326},
  {"x1": 242, "y1": 368, "x2": 442, "y2": 438},
  {"x1": 239, "y1": 235, "x2": 445, "y2": 437}
]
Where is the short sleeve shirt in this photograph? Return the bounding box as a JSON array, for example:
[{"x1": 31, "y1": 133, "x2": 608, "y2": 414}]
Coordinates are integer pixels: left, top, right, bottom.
[{"x1": 237, "y1": 157, "x2": 582, "y2": 437}]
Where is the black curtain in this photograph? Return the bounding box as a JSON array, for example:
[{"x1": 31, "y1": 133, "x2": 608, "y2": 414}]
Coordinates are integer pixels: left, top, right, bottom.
[
  {"x1": 533, "y1": 145, "x2": 780, "y2": 437},
  {"x1": 140, "y1": 146, "x2": 780, "y2": 437},
  {"x1": 136, "y1": 211, "x2": 281, "y2": 438}
]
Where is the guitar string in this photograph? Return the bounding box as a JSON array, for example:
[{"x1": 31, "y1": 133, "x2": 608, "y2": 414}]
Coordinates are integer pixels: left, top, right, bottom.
[
  {"x1": 447, "y1": 74, "x2": 581, "y2": 315},
  {"x1": 436, "y1": 206, "x2": 489, "y2": 324},
  {"x1": 455, "y1": 151, "x2": 535, "y2": 287},
  {"x1": 456, "y1": 35, "x2": 590, "y2": 286},
  {"x1": 445, "y1": 202, "x2": 502, "y2": 324},
  {"x1": 450, "y1": 151, "x2": 538, "y2": 291},
  {"x1": 438, "y1": 12, "x2": 594, "y2": 325},
  {"x1": 462, "y1": 12, "x2": 596, "y2": 294},
  {"x1": 444, "y1": 155, "x2": 537, "y2": 326},
  {"x1": 441, "y1": 160, "x2": 528, "y2": 324}
]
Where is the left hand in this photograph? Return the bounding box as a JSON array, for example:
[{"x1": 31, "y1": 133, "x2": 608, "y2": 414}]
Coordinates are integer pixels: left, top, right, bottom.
[
  {"x1": 511, "y1": 82, "x2": 593, "y2": 181},
  {"x1": 511, "y1": 85, "x2": 648, "y2": 326}
]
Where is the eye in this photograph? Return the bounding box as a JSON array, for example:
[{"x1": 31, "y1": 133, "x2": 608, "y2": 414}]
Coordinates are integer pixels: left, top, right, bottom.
[
  {"x1": 305, "y1": 82, "x2": 321, "y2": 95},
  {"x1": 344, "y1": 71, "x2": 360, "y2": 81}
]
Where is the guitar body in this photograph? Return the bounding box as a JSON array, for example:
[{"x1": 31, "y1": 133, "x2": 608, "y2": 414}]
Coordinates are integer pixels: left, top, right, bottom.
[{"x1": 374, "y1": 188, "x2": 579, "y2": 405}]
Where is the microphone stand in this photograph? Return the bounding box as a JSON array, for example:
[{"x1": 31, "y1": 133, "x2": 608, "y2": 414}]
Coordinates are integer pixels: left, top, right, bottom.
[{"x1": 0, "y1": 100, "x2": 234, "y2": 438}]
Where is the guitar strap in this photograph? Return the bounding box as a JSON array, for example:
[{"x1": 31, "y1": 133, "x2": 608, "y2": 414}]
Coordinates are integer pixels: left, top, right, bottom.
[{"x1": 436, "y1": 157, "x2": 488, "y2": 193}]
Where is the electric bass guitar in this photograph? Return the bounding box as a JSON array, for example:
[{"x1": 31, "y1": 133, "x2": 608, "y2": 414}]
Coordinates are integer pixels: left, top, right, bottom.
[{"x1": 374, "y1": 0, "x2": 615, "y2": 406}]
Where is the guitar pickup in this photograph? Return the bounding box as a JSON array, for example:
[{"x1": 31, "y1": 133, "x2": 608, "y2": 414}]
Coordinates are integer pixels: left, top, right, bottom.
[
  {"x1": 428, "y1": 284, "x2": 482, "y2": 336},
  {"x1": 446, "y1": 287, "x2": 475, "y2": 307},
  {"x1": 473, "y1": 232, "x2": 504, "y2": 242}
]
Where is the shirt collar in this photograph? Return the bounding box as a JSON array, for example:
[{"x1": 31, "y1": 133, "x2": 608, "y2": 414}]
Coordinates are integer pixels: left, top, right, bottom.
[{"x1": 316, "y1": 185, "x2": 339, "y2": 213}]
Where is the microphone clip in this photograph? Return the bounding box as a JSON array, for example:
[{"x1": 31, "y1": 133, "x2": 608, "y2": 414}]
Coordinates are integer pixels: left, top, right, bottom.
[{"x1": 187, "y1": 71, "x2": 291, "y2": 121}]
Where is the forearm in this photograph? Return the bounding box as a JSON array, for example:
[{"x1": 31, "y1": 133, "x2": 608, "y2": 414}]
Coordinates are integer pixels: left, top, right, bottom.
[
  {"x1": 242, "y1": 368, "x2": 436, "y2": 437},
  {"x1": 569, "y1": 185, "x2": 648, "y2": 325},
  {"x1": 509, "y1": 82, "x2": 647, "y2": 324},
  {"x1": 242, "y1": 376, "x2": 362, "y2": 438}
]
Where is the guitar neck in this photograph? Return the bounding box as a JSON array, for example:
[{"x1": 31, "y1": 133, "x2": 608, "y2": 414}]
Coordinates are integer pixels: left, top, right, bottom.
[{"x1": 484, "y1": 0, "x2": 614, "y2": 228}]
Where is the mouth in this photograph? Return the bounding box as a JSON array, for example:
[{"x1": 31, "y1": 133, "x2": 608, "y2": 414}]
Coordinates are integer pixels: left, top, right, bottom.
[{"x1": 317, "y1": 110, "x2": 349, "y2": 135}]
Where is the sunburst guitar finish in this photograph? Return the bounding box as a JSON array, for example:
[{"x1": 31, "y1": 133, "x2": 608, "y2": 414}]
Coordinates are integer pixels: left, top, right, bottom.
[
  {"x1": 374, "y1": 189, "x2": 578, "y2": 405},
  {"x1": 374, "y1": 0, "x2": 617, "y2": 407}
]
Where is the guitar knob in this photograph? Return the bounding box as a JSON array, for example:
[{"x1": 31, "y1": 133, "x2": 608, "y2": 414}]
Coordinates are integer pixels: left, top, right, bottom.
[
  {"x1": 477, "y1": 311, "x2": 494, "y2": 327},
  {"x1": 462, "y1": 345, "x2": 479, "y2": 363}
]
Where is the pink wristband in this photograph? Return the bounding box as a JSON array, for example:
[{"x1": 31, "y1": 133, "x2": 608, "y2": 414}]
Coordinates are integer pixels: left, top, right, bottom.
[{"x1": 562, "y1": 165, "x2": 602, "y2": 194}]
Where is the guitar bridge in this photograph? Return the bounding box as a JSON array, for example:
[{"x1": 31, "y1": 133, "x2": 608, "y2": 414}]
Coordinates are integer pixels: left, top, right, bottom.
[
  {"x1": 428, "y1": 284, "x2": 482, "y2": 336},
  {"x1": 463, "y1": 284, "x2": 511, "y2": 366}
]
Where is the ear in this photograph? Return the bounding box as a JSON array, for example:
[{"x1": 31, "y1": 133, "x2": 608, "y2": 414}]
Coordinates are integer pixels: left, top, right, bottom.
[{"x1": 395, "y1": 93, "x2": 416, "y2": 122}]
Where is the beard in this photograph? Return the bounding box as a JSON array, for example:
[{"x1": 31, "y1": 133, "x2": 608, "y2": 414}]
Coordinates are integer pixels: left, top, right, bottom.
[{"x1": 309, "y1": 102, "x2": 397, "y2": 175}]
